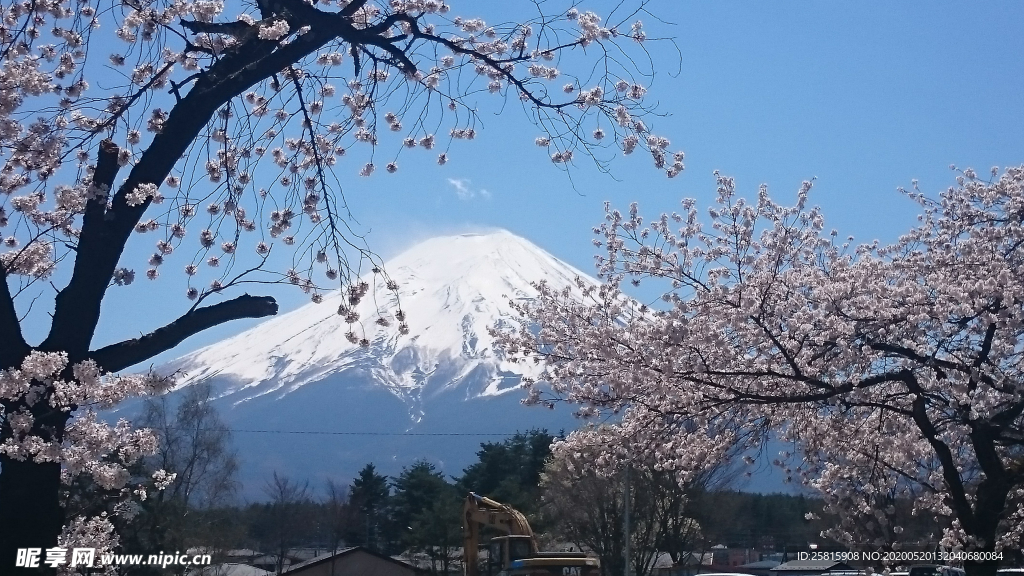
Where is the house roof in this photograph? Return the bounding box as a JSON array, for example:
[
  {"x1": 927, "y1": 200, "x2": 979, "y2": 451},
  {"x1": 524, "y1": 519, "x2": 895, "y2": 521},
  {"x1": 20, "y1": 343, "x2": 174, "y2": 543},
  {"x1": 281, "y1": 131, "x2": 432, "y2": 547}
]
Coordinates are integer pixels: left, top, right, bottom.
[
  {"x1": 283, "y1": 547, "x2": 428, "y2": 574},
  {"x1": 247, "y1": 554, "x2": 292, "y2": 565},
  {"x1": 652, "y1": 553, "x2": 675, "y2": 569},
  {"x1": 771, "y1": 561, "x2": 854, "y2": 571},
  {"x1": 224, "y1": 550, "x2": 261, "y2": 558},
  {"x1": 676, "y1": 552, "x2": 714, "y2": 566},
  {"x1": 189, "y1": 563, "x2": 272, "y2": 576},
  {"x1": 741, "y1": 561, "x2": 784, "y2": 569}
]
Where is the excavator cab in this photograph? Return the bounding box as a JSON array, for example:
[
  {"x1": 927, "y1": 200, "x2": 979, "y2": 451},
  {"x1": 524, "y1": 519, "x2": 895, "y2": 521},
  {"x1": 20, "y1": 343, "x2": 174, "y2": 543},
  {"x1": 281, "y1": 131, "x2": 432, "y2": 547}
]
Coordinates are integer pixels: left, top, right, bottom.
[{"x1": 486, "y1": 535, "x2": 534, "y2": 574}]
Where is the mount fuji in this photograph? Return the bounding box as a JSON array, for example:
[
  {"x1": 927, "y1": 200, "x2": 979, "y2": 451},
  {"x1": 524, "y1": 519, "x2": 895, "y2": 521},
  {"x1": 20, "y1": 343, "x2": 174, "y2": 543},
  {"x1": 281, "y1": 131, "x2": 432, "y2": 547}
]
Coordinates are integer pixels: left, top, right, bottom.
[{"x1": 157, "y1": 230, "x2": 600, "y2": 492}]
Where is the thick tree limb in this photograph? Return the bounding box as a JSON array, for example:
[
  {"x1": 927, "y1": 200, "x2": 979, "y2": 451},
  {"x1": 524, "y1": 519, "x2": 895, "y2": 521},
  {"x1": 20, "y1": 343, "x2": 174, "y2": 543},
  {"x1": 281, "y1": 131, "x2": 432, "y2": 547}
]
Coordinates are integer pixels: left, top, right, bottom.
[
  {"x1": 89, "y1": 294, "x2": 278, "y2": 373},
  {"x1": 37, "y1": 140, "x2": 122, "y2": 359},
  {"x1": 84, "y1": 140, "x2": 121, "y2": 227},
  {"x1": 179, "y1": 19, "x2": 254, "y2": 38},
  {"x1": 338, "y1": 0, "x2": 368, "y2": 18},
  {"x1": 0, "y1": 263, "x2": 28, "y2": 369},
  {"x1": 909, "y1": 390, "x2": 975, "y2": 533}
]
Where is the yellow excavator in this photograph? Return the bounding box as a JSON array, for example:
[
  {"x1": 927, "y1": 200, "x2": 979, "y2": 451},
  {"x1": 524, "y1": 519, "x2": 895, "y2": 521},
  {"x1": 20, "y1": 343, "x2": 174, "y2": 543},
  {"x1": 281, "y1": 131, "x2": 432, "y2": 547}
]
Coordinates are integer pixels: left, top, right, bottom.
[{"x1": 462, "y1": 492, "x2": 600, "y2": 576}]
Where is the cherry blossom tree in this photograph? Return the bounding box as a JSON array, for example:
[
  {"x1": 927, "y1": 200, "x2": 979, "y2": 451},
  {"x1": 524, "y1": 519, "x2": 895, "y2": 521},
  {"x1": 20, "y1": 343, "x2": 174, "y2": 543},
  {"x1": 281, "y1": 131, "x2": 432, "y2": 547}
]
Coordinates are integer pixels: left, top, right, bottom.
[
  {"x1": 0, "y1": 0, "x2": 680, "y2": 566},
  {"x1": 541, "y1": 430, "x2": 719, "y2": 576},
  {"x1": 498, "y1": 168, "x2": 1024, "y2": 576}
]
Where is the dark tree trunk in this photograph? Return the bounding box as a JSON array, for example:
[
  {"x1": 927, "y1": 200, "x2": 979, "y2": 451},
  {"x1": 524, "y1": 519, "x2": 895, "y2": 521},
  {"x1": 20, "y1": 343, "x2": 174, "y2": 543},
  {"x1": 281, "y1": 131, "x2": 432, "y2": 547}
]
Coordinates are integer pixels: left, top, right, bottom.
[
  {"x1": 962, "y1": 492, "x2": 1007, "y2": 576},
  {"x1": 961, "y1": 427, "x2": 1012, "y2": 576},
  {"x1": 0, "y1": 457, "x2": 63, "y2": 574}
]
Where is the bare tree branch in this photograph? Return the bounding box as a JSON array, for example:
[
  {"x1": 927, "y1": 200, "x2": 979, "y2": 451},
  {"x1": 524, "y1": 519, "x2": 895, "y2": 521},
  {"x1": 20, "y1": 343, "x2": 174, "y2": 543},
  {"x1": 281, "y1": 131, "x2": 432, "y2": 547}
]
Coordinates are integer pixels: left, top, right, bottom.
[
  {"x1": 89, "y1": 294, "x2": 279, "y2": 373},
  {"x1": 179, "y1": 19, "x2": 254, "y2": 38}
]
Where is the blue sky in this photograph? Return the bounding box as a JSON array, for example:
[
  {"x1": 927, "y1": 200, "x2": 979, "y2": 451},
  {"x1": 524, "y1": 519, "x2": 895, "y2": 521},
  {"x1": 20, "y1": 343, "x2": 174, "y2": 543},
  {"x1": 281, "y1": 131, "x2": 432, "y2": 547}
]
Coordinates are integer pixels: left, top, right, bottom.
[{"x1": 22, "y1": 1, "x2": 1024, "y2": 365}]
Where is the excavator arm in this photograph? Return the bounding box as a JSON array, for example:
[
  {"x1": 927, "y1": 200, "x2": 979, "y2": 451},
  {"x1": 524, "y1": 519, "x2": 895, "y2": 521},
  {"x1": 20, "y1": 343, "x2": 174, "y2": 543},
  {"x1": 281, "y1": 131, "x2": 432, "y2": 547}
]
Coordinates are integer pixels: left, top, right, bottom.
[{"x1": 462, "y1": 493, "x2": 538, "y2": 576}]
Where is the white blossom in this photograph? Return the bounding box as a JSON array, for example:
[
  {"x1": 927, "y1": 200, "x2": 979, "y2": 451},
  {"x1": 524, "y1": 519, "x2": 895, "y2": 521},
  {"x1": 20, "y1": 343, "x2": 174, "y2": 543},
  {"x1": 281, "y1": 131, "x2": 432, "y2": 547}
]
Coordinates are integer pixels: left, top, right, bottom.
[{"x1": 257, "y1": 19, "x2": 290, "y2": 40}]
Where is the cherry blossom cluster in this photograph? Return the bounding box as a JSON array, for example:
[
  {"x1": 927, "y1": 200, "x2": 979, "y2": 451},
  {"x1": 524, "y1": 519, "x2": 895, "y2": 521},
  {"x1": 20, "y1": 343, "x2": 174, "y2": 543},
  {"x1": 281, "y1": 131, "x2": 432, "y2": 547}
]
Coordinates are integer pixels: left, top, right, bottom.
[
  {"x1": 0, "y1": 352, "x2": 175, "y2": 519},
  {"x1": 57, "y1": 515, "x2": 120, "y2": 576},
  {"x1": 497, "y1": 167, "x2": 1024, "y2": 553}
]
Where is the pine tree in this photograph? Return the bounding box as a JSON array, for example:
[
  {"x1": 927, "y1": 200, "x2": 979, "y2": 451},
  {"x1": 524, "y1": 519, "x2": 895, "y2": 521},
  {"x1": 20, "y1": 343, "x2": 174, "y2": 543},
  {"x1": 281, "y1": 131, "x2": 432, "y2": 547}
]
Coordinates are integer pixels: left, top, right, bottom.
[{"x1": 349, "y1": 464, "x2": 391, "y2": 552}]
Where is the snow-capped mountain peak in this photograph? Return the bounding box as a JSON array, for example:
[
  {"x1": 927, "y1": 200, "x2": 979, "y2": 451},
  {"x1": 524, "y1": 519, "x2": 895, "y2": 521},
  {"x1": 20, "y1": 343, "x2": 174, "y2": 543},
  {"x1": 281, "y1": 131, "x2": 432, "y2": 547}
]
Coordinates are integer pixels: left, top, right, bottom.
[{"x1": 167, "y1": 230, "x2": 597, "y2": 419}]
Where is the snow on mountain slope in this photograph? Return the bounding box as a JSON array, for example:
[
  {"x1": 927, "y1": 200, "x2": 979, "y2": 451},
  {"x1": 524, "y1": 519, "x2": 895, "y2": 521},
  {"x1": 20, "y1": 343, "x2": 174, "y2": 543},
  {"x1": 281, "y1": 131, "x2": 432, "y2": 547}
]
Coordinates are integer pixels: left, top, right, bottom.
[{"x1": 166, "y1": 230, "x2": 599, "y2": 422}]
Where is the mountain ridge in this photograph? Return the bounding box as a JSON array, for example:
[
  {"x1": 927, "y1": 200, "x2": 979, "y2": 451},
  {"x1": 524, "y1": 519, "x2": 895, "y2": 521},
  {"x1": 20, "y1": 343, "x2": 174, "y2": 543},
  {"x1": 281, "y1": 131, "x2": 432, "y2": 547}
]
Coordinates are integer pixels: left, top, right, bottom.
[
  {"x1": 166, "y1": 230, "x2": 598, "y2": 416},
  {"x1": 153, "y1": 230, "x2": 598, "y2": 490}
]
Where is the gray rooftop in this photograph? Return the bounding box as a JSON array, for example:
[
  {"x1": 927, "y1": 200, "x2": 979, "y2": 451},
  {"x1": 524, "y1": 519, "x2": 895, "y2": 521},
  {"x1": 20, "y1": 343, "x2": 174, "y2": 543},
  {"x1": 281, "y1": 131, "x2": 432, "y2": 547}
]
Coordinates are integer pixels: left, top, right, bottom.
[
  {"x1": 772, "y1": 561, "x2": 852, "y2": 571},
  {"x1": 741, "y1": 561, "x2": 783, "y2": 569}
]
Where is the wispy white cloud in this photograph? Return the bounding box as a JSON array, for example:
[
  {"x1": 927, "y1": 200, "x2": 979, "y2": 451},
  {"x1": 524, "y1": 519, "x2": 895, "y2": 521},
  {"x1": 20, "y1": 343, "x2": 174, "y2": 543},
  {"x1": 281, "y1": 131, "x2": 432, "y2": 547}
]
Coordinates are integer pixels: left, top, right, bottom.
[
  {"x1": 447, "y1": 178, "x2": 491, "y2": 200},
  {"x1": 448, "y1": 177, "x2": 471, "y2": 199}
]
